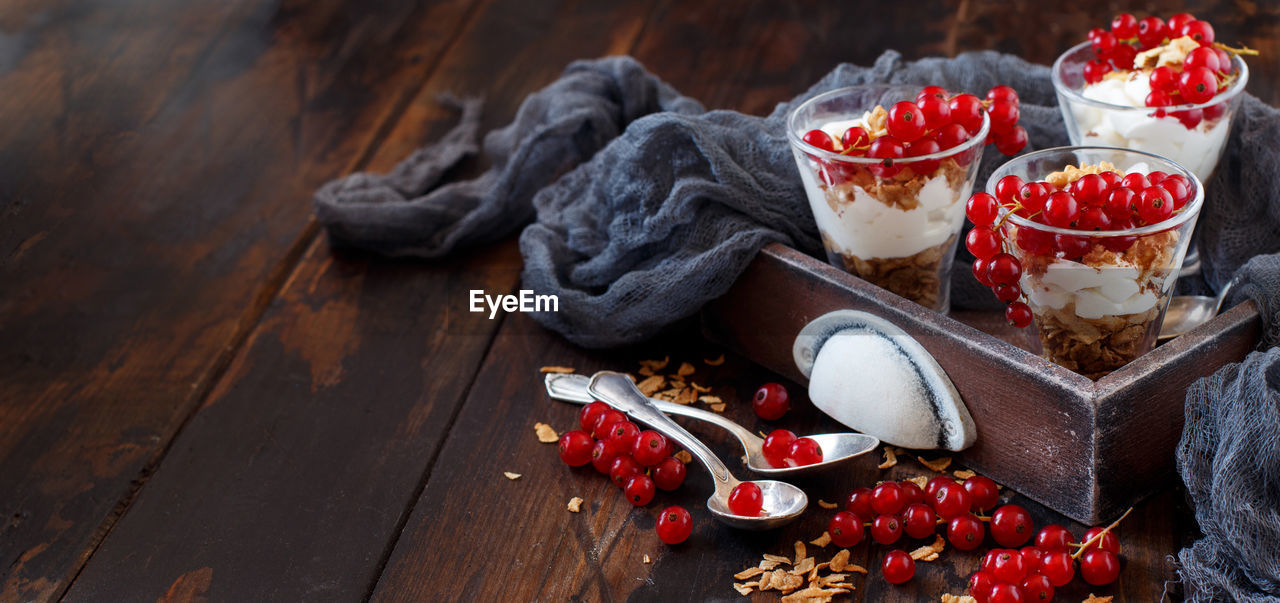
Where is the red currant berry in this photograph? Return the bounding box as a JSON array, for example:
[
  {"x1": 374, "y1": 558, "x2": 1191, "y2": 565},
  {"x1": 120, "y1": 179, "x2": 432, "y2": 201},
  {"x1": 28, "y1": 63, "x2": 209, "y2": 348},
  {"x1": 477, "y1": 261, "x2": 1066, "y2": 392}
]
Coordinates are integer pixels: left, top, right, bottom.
[
  {"x1": 1018, "y1": 182, "x2": 1050, "y2": 213},
  {"x1": 966, "y1": 225, "x2": 1002, "y2": 260},
  {"x1": 606, "y1": 420, "x2": 641, "y2": 454},
  {"x1": 963, "y1": 475, "x2": 1000, "y2": 511},
  {"x1": 633, "y1": 430, "x2": 669, "y2": 466},
  {"x1": 882, "y1": 549, "x2": 915, "y2": 584},
  {"x1": 1168, "y1": 12, "x2": 1197, "y2": 32},
  {"x1": 902, "y1": 503, "x2": 938, "y2": 539},
  {"x1": 1006, "y1": 301, "x2": 1033, "y2": 328},
  {"x1": 591, "y1": 439, "x2": 618, "y2": 474},
  {"x1": 1091, "y1": 31, "x2": 1119, "y2": 59},
  {"x1": 1054, "y1": 233, "x2": 1092, "y2": 260},
  {"x1": 803, "y1": 129, "x2": 837, "y2": 152},
  {"x1": 987, "y1": 85, "x2": 1020, "y2": 106},
  {"x1": 1180, "y1": 19, "x2": 1215, "y2": 46},
  {"x1": 969, "y1": 570, "x2": 998, "y2": 601},
  {"x1": 993, "y1": 283, "x2": 1021, "y2": 304},
  {"x1": 989, "y1": 583, "x2": 1027, "y2": 603},
  {"x1": 868, "y1": 135, "x2": 906, "y2": 178},
  {"x1": 1021, "y1": 573, "x2": 1054, "y2": 602},
  {"x1": 1077, "y1": 206, "x2": 1111, "y2": 231},
  {"x1": 1136, "y1": 16, "x2": 1169, "y2": 49},
  {"x1": 871, "y1": 514, "x2": 903, "y2": 545},
  {"x1": 1185, "y1": 46, "x2": 1221, "y2": 73},
  {"x1": 986, "y1": 253, "x2": 1022, "y2": 287},
  {"x1": 992, "y1": 549, "x2": 1029, "y2": 584},
  {"x1": 1080, "y1": 549, "x2": 1121, "y2": 585},
  {"x1": 846, "y1": 487, "x2": 875, "y2": 518},
  {"x1": 899, "y1": 480, "x2": 926, "y2": 507},
  {"x1": 1087, "y1": 27, "x2": 1106, "y2": 42},
  {"x1": 1035, "y1": 524, "x2": 1075, "y2": 551},
  {"x1": 1043, "y1": 191, "x2": 1080, "y2": 228},
  {"x1": 935, "y1": 123, "x2": 970, "y2": 150},
  {"x1": 1179, "y1": 67, "x2": 1219, "y2": 104},
  {"x1": 1083, "y1": 59, "x2": 1112, "y2": 84},
  {"x1": 947, "y1": 514, "x2": 985, "y2": 550},
  {"x1": 1120, "y1": 172, "x2": 1150, "y2": 191},
  {"x1": 1149, "y1": 66, "x2": 1177, "y2": 93},
  {"x1": 786, "y1": 437, "x2": 823, "y2": 467},
  {"x1": 580, "y1": 401, "x2": 610, "y2": 432},
  {"x1": 1173, "y1": 108, "x2": 1204, "y2": 129},
  {"x1": 610, "y1": 455, "x2": 643, "y2": 488},
  {"x1": 994, "y1": 125, "x2": 1028, "y2": 156},
  {"x1": 1020, "y1": 546, "x2": 1046, "y2": 569},
  {"x1": 728, "y1": 482, "x2": 764, "y2": 516},
  {"x1": 925, "y1": 475, "x2": 955, "y2": 497},
  {"x1": 656, "y1": 505, "x2": 692, "y2": 544},
  {"x1": 1137, "y1": 186, "x2": 1174, "y2": 225},
  {"x1": 991, "y1": 504, "x2": 1034, "y2": 547},
  {"x1": 1039, "y1": 550, "x2": 1075, "y2": 587},
  {"x1": 652, "y1": 456, "x2": 686, "y2": 491},
  {"x1": 752, "y1": 382, "x2": 789, "y2": 420},
  {"x1": 918, "y1": 94, "x2": 951, "y2": 127},
  {"x1": 973, "y1": 257, "x2": 994, "y2": 287},
  {"x1": 591, "y1": 409, "x2": 626, "y2": 440},
  {"x1": 762, "y1": 429, "x2": 797, "y2": 468},
  {"x1": 1214, "y1": 48, "x2": 1232, "y2": 74},
  {"x1": 932, "y1": 481, "x2": 972, "y2": 519},
  {"x1": 1110, "y1": 13, "x2": 1138, "y2": 38},
  {"x1": 1104, "y1": 187, "x2": 1137, "y2": 221},
  {"x1": 829, "y1": 510, "x2": 865, "y2": 547},
  {"x1": 888, "y1": 101, "x2": 928, "y2": 142},
  {"x1": 906, "y1": 137, "x2": 941, "y2": 174},
  {"x1": 918, "y1": 85, "x2": 949, "y2": 102},
  {"x1": 996, "y1": 174, "x2": 1025, "y2": 205},
  {"x1": 558, "y1": 430, "x2": 596, "y2": 467},
  {"x1": 1204, "y1": 102, "x2": 1228, "y2": 121},
  {"x1": 1015, "y1": 225, "x2": 1053, "y2": 255},
  {"x1": 1082, "y1": 526, "x2": 1121, "y2": 554},
  {"x1": 988, "y1": 99, "x2": 1019, "y2": 133},
  {"x1": 625, "y1": 474, "x2": 655, "y2": 506},
  {"x1": 949, "y1": 94, "x2": 986, "y2": 134},
  {"x1": 842, "y1": 126, "x2": 870, "y2": 150},
  {"x1": 1070, "y1": 173, "x2": 1108, "y2": 206},
  {"x1": 871, "y1": 482, "x2": 906, "y2": 515},
  {"x1": 982, "y1": 549, "x2": 1002, "y2": 573}
]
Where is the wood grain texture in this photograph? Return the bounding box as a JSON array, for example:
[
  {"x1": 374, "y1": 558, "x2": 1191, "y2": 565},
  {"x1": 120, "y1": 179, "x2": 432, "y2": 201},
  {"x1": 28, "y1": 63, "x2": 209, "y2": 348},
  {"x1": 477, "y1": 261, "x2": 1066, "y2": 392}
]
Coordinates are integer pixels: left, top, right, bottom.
[
  {"x1": 0, "y1": 0, "x2": 475, "y2": 599},
  {"x1": 61, "y1": 0, "x2": 659, "y2": 600}
]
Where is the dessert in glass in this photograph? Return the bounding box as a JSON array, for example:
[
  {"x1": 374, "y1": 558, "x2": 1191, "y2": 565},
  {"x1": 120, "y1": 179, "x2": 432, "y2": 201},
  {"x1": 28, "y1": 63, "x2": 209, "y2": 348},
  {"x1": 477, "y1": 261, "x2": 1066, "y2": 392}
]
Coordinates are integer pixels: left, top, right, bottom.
[
  {"x1": 1051, "y1": 13, "x2": 1250, "y2": 182},
  {"x1": 969, "y1": 147, "x2": 1203, "y2": 379},
  {"x1": 787, "y1": 84, "x2": 1025, "y2": 312}
]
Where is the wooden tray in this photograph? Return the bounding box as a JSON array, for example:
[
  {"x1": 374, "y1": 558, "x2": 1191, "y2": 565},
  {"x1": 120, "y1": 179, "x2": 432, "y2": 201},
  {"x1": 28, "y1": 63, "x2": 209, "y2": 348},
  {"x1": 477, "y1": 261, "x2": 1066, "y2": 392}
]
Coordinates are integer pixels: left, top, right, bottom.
[{"x1": 702, "y1": 243, "x2": 1260, "y2": 524}]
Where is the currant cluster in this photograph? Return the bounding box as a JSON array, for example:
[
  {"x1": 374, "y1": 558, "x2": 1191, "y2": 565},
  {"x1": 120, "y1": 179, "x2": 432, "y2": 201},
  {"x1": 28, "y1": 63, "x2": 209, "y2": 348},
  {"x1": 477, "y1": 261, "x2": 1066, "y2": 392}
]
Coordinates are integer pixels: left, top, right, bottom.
[
  {"x1": 559, "y1": 401, "x2": 688, "y2": 509},
  {"x1": 826, "y1": 474, "x2": 1014, "y2": 584},
  {"x1": 964, "y1": 168, "x2": 1194, "y2": 327},
  {"x1": 1083, "y1": 13, "x2": 1243, "y2": 126},
  {"x1": 761, "y1": 429, "x2": 823, "y2": 468},
  {"x1": 965, "y1": 511, "x2": 1130, "y2": 602},
  {"x1": 801, "y1": 85, "x2": 1028, "y2": 184}
]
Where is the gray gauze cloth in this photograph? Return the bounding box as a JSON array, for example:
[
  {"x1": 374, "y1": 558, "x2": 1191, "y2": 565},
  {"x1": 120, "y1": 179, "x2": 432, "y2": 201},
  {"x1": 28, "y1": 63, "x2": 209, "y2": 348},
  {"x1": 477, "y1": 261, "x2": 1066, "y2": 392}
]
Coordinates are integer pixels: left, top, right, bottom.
[{"x1": 315, "y1": 52, "x2": 1280, "y2": 599}]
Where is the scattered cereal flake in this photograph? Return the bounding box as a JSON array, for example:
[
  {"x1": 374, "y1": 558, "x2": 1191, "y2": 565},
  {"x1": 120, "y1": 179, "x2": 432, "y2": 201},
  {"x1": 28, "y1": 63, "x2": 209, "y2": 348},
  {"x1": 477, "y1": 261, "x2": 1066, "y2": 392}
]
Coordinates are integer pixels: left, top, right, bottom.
[
  {"x1": 782, "y1": 585, "x2": 844, "y2": 602},
  {"x1": 732, "y1": 583, "x2": 754, "y2": 596},
  {"x1": 828, "y1": 549, "x2": 850, "y2": 572},
  {"x1": 845, "y1": 564, "x2": 867, "y2": 574},
  {"x1": 643, "y1": 554, "x2": 651, "y2": 564},
  {"x1": 503, "y1": 472, "x2": 522, "y2": 480},
  {"x1": 709, "y1": 403, "x2": 726, "y2": 413},
  {"x1": 637, "y1": 366, "x2": 655, "y2": 377},
  {"x1": 794, "y1": 541, "x2": 807, "y2": 564},
  {"x1": 817, "y1": 500, "x2": 838, "y2": 510},
  {"x1": 534, "y1": 422, "x2": 559, "y2": 443},
  {"x1": 810, "y1": 532, "x2": 832, "y2": 547},
  {"x1": 655, "y1": 388, "x2": 682, "y2": 401},
  {"x1": 906, "y1": 475, "x2": 930, "y2": 490},
  {"x1": 953, "y1": 469, "x2": 976, "y2": 480},
  {"x1": 668, "y1": 378, "x2": 686, "y2": 390},
  {"x1": 698, "y1": 394, "x2": 722, "y2": 405},
  {"x1": 734, "y1": 567, "x2": 766, "y2": 580},
  {"x1": 759, "y1": 559, "x2": 781, "y2": 571},
  {"x1": 640, "y1": 356, "x2": 671, "y2": 371},
  {"x1": 790, "y1": 557, "x2": 815, "y2": 575},
  {"x1": 763, "y1": 553, "x2": 792, "y2": 565},
  {"x1": 690, "y1": 382, "x2": 711, "y2": 393},
  {"x1": 940, "y1": 595, "x2": 978, "y2": 603},
  {"x1": 1082, "y1": 596, "x2": 1114, "y2": 603},
  {"x1": 878, "y1": 447, "x2": 898, "y2": 469},
  {"x1": 636, "y1": 375, "x2": 666, "y2": 395},
  {"x1": 567, "y1": 497, "x2": 583, "y2": 512},
  {"x1": 704, "y1": 354, "x2": 725, "y2": 366},
  {"x1": 910, "y1": 534, "x2": 946, "y2": 562},
  {"x1": 674, "y1": 388, "x2": 697, "y2": 406},
  {"x1": 539, "y1": 365, "x2": 575, "y2": 373},
  {"x1": 677, "y1": 362, "x2": 696, "y2": 377},
  {"x1": 918, "y1": 456, "x2": 953, "y2": 472},
  {"x1": 674, "y1": 450, "x2": 692, "y2": 463}
]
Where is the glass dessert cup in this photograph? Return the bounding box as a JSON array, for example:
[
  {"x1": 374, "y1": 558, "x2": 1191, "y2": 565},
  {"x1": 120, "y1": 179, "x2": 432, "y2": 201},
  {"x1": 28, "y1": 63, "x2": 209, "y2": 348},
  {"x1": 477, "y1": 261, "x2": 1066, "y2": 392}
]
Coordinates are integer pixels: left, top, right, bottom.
[
  {"x1": 1052, "y1": 40, "x2": 1248, "y2": 183},
  {"x1": 988, "y1": 147, "x2": 1204, "y2": 379},
  {"x1": 787, "y1": 85, "x2": 989, "y2": 313}
]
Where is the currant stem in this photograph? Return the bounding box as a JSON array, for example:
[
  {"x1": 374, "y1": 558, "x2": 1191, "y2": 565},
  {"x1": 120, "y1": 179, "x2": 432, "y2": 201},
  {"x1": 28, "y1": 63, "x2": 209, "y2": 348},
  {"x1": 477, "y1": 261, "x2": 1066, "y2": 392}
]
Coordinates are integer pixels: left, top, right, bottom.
[
  {"x1": 1213, "y1": 42, "x2": 1260, "y2": 56},
  {"x1": 1071, "y1": 507, "x2": 1133, "y2": 560}
]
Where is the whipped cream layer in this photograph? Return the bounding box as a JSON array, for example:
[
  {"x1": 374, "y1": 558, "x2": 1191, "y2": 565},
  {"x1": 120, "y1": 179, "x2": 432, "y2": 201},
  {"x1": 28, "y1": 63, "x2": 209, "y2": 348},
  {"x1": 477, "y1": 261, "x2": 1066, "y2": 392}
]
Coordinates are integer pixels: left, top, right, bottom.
[
  {"x1": 1071, "y1": 74, "x2": 1228, "y2": 181},
  {"x1": 1020, "y1": 259, "x2": 1167, "y2": 319},
  {"x1": 794, "y1": 117, "x2": 967, "y2": 259}
]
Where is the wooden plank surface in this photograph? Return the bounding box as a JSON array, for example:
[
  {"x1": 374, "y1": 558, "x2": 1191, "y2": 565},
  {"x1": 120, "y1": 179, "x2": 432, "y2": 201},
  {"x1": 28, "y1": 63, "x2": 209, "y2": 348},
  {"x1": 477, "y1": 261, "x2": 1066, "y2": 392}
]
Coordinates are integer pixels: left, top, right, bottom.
[
  {"x1": 60, "y1": 0, "x2": 659, "y2": 600},
  {"x1": 0, "y1": 1, "x2": 477, "y2": 599}
]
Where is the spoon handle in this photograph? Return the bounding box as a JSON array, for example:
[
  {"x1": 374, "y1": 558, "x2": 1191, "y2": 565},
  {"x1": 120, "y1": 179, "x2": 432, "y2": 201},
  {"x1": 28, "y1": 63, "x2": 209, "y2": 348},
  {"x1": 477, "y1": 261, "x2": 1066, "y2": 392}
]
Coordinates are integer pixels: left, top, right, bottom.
[
  {"x1": 587, "y1": 371, "x2": 737, "y2": 490},
  {"x1": 544, "y1": 374, "x2": 765, "y2": 447}
]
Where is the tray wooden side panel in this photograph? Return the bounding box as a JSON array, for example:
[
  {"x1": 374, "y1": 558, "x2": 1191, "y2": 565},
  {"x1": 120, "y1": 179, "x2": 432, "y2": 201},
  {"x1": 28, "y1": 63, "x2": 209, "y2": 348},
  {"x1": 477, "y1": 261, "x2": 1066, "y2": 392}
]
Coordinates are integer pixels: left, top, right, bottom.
[{"x1": 702, "y1": 243, "x2": 1261, "y2": 523}]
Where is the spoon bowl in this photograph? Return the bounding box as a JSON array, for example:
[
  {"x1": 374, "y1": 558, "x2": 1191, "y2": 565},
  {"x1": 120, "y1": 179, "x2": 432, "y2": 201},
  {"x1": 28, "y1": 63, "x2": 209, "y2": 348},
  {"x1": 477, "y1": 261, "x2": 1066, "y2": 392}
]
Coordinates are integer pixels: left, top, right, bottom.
[
  {"x1": 585, "y1": 371, "x2": 807, "y2": 530},
  {"x1": 1158, "y1": 277, "x2": 1234, "y2": 341},
  {"x1": 545, "y1": 373, "x2": 879, "y2": 477}
]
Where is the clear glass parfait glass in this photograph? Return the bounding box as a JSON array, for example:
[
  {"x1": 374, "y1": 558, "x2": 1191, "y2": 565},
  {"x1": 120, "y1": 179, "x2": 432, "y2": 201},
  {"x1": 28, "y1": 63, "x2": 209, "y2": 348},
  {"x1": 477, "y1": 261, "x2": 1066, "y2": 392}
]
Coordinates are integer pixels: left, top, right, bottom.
[
  {"x1": 787, "y1": 85, "x2": 989, "y2": 313},
  {"x1": 988, "y1": 147, "x2": 1204, "y2": 379}
]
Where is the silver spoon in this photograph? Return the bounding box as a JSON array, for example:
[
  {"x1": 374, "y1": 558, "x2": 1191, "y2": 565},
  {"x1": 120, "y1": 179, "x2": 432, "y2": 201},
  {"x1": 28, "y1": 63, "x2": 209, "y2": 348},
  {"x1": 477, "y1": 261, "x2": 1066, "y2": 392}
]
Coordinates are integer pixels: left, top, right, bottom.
[
  {"x1": 585, "y1": 371, "x2": 807, "y2": 530},
  {"x1": 1159, "y1": 277, "x2": 1235, "y2": 340},
  {"x1": 546, "y1": 373, "x2": 879, "y2": 477}
]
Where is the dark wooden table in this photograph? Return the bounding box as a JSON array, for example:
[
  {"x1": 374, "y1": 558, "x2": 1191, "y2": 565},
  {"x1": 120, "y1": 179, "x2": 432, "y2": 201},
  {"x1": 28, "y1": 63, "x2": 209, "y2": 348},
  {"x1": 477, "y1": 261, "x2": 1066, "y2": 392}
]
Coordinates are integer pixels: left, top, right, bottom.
[{"x1": 3, "y1": 1, "x2": 1276, "y2": 601}]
